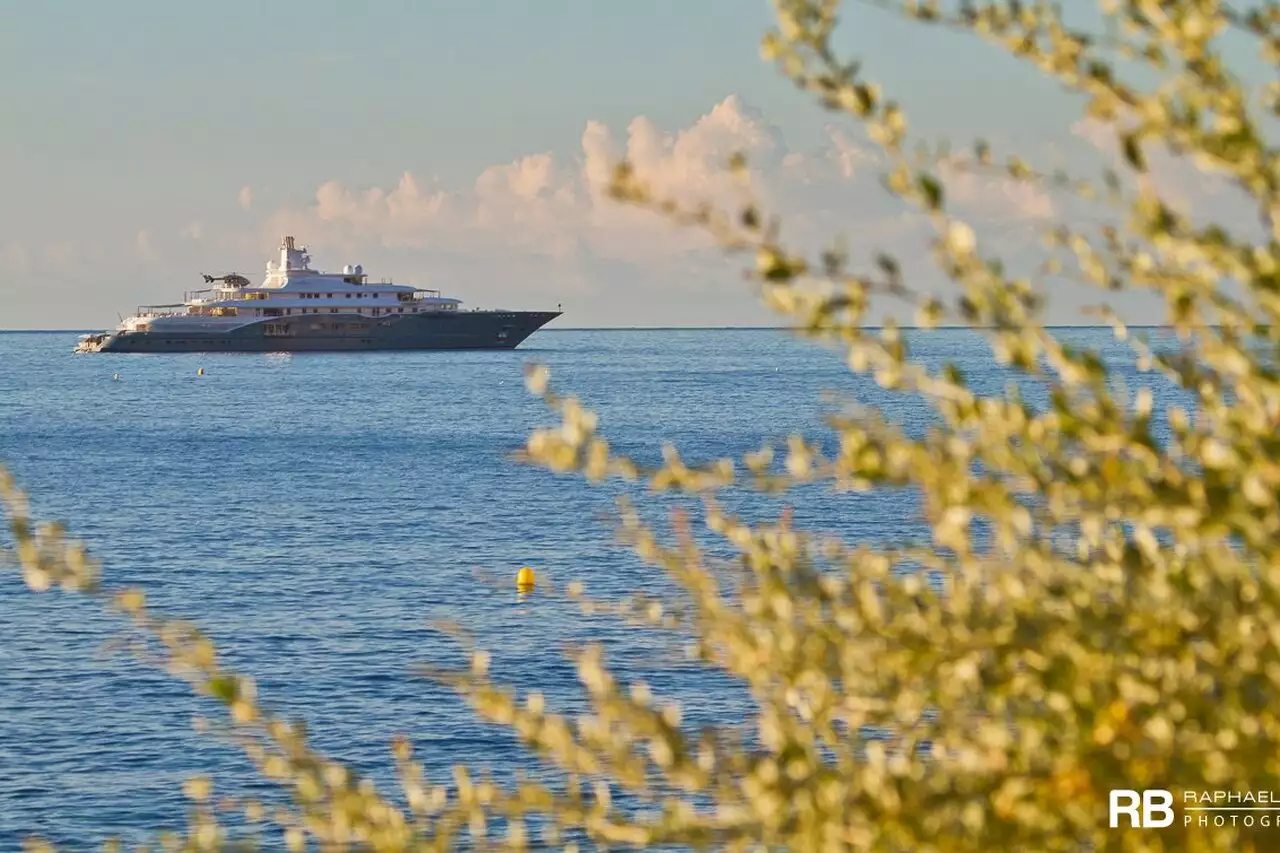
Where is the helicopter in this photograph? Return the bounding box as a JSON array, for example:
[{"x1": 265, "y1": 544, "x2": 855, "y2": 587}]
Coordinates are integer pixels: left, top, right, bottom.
[{"x1": 201, "y1": 273, "x2": 251, "y2": 287}]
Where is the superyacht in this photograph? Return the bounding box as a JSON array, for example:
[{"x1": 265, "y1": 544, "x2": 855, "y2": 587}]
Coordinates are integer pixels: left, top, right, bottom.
[{"x1": 76, "y1": 236, "x2": 561, "y2": 353}]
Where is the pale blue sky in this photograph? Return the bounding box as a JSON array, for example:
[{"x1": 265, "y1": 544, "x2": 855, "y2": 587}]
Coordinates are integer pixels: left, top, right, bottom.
[{"x1": 0, "y1": 1, "x2": 1264, "y2": 328}]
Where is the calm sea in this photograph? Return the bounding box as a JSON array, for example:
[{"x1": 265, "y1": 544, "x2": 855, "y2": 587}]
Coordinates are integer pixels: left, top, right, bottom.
[{"x1": 0, "y1": 327, "x2": 1187, "y2": 849}]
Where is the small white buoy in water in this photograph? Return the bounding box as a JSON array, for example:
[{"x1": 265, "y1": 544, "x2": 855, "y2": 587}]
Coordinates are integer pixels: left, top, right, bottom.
[
  {"x1": 197, "y1": 367, "x2": 204, "y2": 376},
  {"x1": 113, "y1": 373, "x2": 119, "y2": 381}
]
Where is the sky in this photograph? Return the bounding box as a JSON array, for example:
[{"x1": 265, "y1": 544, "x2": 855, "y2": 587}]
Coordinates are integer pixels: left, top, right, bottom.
[{"x1": 0, "y1": 0, "x2": 1265, "y2": 329}]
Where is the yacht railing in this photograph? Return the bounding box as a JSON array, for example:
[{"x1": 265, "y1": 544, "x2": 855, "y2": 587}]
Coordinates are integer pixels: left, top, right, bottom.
[
  {"x1": 184, "y1": 306, "x2": 240, "y2": 317},
  {"x1": 134, "y1": 304, "x2": 188, "y2": 318},
  {"x1": 185, "y1": 288, "x2": 250, "y2": 304}
]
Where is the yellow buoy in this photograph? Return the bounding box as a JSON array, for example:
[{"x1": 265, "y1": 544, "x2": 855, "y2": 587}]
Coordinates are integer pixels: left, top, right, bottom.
[
  {"x1": 197, "y1": 368, "x2": 204, "y2": 376},
  {"x1": 113, "y1": 373, "x2": 119, "y2": 380},
  {"x1": 516, "y1": 566, "x2": 536, "y2": 591}
]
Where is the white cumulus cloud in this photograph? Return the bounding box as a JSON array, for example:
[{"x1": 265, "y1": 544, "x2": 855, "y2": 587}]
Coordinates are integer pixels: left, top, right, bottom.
[{"x1": 207, "y1": 95, "x2": 1128, "y2": 326}]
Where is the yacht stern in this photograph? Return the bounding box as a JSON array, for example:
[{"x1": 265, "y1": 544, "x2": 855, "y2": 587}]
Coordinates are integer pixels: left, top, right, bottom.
[{"x1": 74, "y1": 332, "x2": 114, "y2": 353}]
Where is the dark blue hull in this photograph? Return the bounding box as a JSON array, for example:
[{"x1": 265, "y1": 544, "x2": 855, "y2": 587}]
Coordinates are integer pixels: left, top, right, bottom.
[{"x1": 97, "y1": 310, "x2": 561, "y2": 353}]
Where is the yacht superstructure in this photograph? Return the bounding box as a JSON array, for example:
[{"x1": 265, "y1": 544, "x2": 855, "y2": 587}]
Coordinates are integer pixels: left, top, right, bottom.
[{"x1": 76, "y1": 236, "x2": 561, "y2": 353}]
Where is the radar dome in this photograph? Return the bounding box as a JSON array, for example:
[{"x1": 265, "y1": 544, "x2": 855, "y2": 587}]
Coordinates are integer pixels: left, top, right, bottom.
[
  {"x1": 354, "y1": 264, "x2": 363, "y2": 276},
  {"x1": 343, "y1": 264, "x2": 354, "y2": 275}
]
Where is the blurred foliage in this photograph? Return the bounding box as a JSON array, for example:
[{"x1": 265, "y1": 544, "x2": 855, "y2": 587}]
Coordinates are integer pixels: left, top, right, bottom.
[{"x1": 6, "y1": 0, "x2": 1280, "y2": 850}]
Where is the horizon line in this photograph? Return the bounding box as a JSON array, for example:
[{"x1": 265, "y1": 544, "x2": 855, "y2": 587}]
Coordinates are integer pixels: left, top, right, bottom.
[{"x1": 1, "y1": 324, "x2": 1179, "y2": 334}]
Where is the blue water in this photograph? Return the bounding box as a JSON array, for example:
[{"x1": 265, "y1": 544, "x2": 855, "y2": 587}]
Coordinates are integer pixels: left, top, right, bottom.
[{"x1": 0, "y1": 327, "x2": 1188, "y2": 850}]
